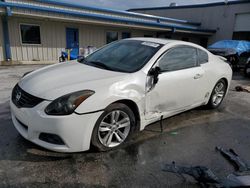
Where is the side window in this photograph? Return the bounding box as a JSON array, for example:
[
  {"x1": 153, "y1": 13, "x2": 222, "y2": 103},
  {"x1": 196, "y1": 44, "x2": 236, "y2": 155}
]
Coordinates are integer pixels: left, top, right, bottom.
[
  {"x1": 106, "y1": 31, "x2": 118, "y2": 44},
  {"x1": 122, "y1": 32, "x2": 131, "y2": 39},
  {"x1": 20, "y1": 24, "x2": 41, "y2": 44},
  {"x1": 158, "y1": 46, "x2": 197, "y2": 72},
  {"x1": 197, "y1": 49, "x2": 208, "y2": 64}
]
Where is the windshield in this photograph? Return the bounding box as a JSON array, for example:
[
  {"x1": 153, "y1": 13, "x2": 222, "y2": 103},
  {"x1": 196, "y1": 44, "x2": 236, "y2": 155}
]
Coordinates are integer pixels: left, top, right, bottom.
[{"x1": 79, "y1": 40, "x2": 162, "y2": 73}]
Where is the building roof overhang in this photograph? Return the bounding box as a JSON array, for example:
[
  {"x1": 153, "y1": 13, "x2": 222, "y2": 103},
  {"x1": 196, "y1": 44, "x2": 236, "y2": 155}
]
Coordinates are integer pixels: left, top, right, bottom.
[
  {"x1": 128, "y1": 0, "x2": 250, "y2": 11},
  {"x1": 0, "y1": 1, "x2": 216, "y2": 35}
]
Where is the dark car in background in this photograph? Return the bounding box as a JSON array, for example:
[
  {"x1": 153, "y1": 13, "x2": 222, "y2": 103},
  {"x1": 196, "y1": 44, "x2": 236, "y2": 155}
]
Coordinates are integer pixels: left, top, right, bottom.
[
  {"x1": 208, "y1": 40, "x2": 250, "y2": 72},
  {"x1": 245, "y1": 57, "x2": 250, "y2": 77}
]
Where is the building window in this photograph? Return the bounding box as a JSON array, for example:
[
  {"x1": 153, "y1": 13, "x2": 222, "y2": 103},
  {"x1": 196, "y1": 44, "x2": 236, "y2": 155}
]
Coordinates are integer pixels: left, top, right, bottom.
[
  {"x1": 233, "y1": 32, "x2": 250, "y2": 41},
  {"x1": 157, "y1": 32, "x2": 172, "y2": 39},
  {"x1": 20, "y1": 24, "x2": 41, "y2": 44},
  {"x1": 106, "y1": 31, "x2": 118, "y2": 44},
  {"x1": 144, "y1": 35, "x2": 153, "y2": 38},
  {"x1": 122, "y1": 32, "x2": 131, "y2": 39},
  {"x1": 182, "y1": 37, "x2": 189, "y2": 42},
  {"x1": 200, "y1": 37, "x2": 208, "y2": 48}
]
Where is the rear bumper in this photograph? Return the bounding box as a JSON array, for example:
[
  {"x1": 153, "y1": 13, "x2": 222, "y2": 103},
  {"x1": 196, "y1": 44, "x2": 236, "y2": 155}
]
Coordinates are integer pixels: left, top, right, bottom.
[{"x1": 10, "y1": 100, "x2": 103, "y2": 152}]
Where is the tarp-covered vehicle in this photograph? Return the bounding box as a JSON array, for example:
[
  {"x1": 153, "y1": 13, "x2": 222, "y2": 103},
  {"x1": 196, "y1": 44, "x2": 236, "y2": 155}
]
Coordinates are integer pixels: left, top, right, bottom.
[
  {"x1": 208, "y1": 40, "x2": 250, "y2": 71},
  {"x1": 245, "y1": 57, "x2": 250, "y2": 77}
]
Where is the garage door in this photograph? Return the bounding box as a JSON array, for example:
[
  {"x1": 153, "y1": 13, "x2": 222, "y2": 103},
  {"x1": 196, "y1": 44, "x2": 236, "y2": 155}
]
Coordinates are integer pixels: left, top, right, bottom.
[{"x1": 234, "y1": 13, "x2": 250, "y2": 32}]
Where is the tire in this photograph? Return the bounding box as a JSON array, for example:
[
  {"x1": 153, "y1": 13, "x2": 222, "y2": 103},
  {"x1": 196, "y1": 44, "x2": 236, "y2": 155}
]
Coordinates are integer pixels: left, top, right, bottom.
[
  {"x1": 59, "y1": 56, "x2": 65, "y2": 62},
  {"x1": 91, "y1": 103, "x2": 136, "y2": 151},
  {"x1": 244, "y1": 63, "x2": 250, "y2": 77},
  {"x1": 206, "y1": 79, "x2": 227, "y2": 109}
]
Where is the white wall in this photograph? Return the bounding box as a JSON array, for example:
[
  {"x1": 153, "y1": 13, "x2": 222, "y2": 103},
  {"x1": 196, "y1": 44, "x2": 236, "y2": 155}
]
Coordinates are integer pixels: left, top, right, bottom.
[
  {"x1": 8, "y1": 17, "x2": 155, "y2": 63},
  {"x1": 79, "y1": 25, "x2": 155, "y2": 47},
  {"x1": 0, "y1": 18, "x2": 4, "y2": 61},
  {"x1": 8, "y1": 17, "x2": 65, "y2": 63},
  {"x1": 132, "y1": 3, "x2": 250, "y2": 44},
  {"x1": 234, "y1": 13, "x2": 250, "y2": 32}
]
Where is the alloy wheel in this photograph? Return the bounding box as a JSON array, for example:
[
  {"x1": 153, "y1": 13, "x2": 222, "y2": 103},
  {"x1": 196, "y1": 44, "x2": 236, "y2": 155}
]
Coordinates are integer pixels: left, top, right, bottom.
[
  {"x1": 98, "y1": 110, "x2": 131, "y2": 148},
  {"x1": 212, "y1": 82, "x2": 226, "y2": 106}
]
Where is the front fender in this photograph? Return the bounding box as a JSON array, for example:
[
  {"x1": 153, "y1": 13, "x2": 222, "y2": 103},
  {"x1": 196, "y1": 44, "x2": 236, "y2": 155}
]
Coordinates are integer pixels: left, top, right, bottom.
[{"x1": 74, "y1": 72, "x2": 146, "y2": 115}]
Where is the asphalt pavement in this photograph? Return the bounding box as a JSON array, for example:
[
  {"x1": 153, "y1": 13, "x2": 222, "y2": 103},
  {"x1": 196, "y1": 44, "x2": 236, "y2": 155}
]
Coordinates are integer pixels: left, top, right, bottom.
[{"x1": 0, "y1": 65, "x2": 250, "y2": 188}]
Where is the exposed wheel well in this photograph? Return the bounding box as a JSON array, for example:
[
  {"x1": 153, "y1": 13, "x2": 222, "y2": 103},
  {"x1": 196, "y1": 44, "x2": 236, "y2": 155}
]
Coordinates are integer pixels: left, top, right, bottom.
[
  {"x1": 210, "y1": 78, "x2": 229, "y2": 98},
  {"x1": 111, "y1": 99, "x2": 141, "y2": 131},
  {"x1": 220, "y1": 77, "x2": 228, "y2": 89}
]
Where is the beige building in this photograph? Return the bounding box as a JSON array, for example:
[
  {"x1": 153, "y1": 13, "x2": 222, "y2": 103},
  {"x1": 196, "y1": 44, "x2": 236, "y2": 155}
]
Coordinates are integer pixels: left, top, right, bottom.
[
  {"x1": 0, "y1": 0, "x2": 214, "y2": 64},
  {"x1": 129, "y1": 0, "x2": 250, "y2": 45}
]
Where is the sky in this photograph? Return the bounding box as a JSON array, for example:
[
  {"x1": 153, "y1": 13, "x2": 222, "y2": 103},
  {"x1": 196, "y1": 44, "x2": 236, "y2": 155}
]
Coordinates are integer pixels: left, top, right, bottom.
[{"x1": 59, "y1": 0, "x2": 233, "y2": 10}]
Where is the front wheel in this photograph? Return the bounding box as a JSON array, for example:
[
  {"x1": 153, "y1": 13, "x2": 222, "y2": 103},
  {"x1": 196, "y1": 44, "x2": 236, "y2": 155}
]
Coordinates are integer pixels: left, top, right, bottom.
[
  {"x1": 206, "y1": 79, "x2": 227, "y2": 109},
  {"x1": 91, "y1": 103, "x2": 135, "y2": 151}
]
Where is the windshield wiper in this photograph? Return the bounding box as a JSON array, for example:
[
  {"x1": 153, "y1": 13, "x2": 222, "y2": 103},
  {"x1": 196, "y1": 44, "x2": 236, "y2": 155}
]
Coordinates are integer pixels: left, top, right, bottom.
[
  {"x1": 82, "y1": 60, "x2": 129, "y2": 73},
  {"x1": 87, "y1": 61, "x2": 114, "y2": 71}
]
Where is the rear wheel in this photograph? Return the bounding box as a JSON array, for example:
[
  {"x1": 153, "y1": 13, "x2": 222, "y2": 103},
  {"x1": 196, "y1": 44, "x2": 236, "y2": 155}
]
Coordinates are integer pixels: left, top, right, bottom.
[
  {"x1": 206, "y1": 79, "x2": 227, "y2": 109},
  {"x1": 244, "y1": 63, "x2": 250, "y2": 77},
  {"x1": 91, "y1": 103, "x2": 135, "y2": 151}
]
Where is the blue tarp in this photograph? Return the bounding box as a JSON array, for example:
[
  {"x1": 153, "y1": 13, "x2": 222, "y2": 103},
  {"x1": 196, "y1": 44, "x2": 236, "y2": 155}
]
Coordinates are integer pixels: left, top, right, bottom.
[
  {"x1": 61, "y1": 48, "x2": 79, "y2": 60},
  {"x1": 208, "y1": 40, "x2": 250, "y2": 55}
]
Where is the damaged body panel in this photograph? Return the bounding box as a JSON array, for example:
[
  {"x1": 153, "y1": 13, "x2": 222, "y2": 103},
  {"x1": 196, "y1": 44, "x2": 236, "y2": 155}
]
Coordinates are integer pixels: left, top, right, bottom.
[
  {"x1": 143, "y1": 42, "x2": 232, "y2": 126},
  {"x1": 145, "y1": 66, "x2": 206, "y2": 119}
]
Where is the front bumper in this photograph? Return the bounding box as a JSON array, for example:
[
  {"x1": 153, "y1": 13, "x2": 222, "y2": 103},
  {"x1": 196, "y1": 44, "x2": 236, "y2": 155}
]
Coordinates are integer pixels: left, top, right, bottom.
[{"x1": 10, "y1": 100, "x2": 103, "y2": 152}]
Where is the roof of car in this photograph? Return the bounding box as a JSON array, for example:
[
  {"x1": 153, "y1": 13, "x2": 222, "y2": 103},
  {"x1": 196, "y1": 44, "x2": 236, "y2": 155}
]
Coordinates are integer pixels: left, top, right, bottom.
[
  {"x1": 126, "y1": 37, "x2": 179, "y2": 45},
  {"x1": 126, "y1": 37, "x2": 211, "y2": 53}
]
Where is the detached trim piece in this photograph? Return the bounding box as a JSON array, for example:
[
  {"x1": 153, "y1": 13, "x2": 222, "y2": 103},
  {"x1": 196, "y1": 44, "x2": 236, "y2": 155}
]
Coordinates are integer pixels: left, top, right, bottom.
[{"x1": 74, "y1": 109, "x2": 104, "y2": 115}]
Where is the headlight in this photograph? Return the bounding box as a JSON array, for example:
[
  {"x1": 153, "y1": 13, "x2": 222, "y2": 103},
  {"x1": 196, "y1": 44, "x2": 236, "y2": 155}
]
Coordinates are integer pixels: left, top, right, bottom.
[{"x1": 45, "y1": 90, "x2": 95, "y2": 115}]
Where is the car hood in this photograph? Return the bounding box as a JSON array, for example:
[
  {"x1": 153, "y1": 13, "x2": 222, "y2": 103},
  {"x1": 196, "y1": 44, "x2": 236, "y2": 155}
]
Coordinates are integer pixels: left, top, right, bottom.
[{"x1": 18, "y1": 61, "x2": 127, "y2": 100}]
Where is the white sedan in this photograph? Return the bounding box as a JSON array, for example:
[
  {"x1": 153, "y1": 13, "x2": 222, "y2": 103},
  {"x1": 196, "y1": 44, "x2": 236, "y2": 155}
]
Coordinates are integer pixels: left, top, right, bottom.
[{"x1": 10, "y1": 38, "x2": 232, "y2": 152}]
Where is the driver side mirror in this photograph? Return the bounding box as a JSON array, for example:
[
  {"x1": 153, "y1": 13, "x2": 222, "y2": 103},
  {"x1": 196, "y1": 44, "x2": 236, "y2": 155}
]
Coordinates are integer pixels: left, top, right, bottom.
[
  {"x1": 148, "y1": 66, "x2": 161, "y2": 85},
  {"x1": 77, "y1": 56, "x2": 85, "y2": 63}
]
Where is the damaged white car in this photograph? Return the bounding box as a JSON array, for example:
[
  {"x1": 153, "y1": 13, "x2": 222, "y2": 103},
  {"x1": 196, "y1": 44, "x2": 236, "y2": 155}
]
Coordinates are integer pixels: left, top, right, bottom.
[{"x1": 10, "y1": 38, "x2": 232, "y2": 152}]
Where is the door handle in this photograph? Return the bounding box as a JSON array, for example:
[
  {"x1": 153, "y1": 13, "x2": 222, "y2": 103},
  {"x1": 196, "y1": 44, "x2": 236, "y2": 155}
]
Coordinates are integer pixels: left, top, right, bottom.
[{"x1": 194, "y1": 74, "x2": 203, "y2": 79}]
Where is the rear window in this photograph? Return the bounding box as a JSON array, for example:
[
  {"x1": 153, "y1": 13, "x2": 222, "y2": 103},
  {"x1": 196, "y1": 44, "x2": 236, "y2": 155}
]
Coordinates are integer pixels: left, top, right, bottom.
[{"x1": 197, "y1": 49, "x2": 208, "y2": 64}]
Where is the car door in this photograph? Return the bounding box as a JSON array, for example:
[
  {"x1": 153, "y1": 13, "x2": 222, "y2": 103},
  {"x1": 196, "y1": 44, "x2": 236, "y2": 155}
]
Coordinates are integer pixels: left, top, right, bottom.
[{"x1": 145, "y1": 45, "x2": 206, "y2": 120}]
